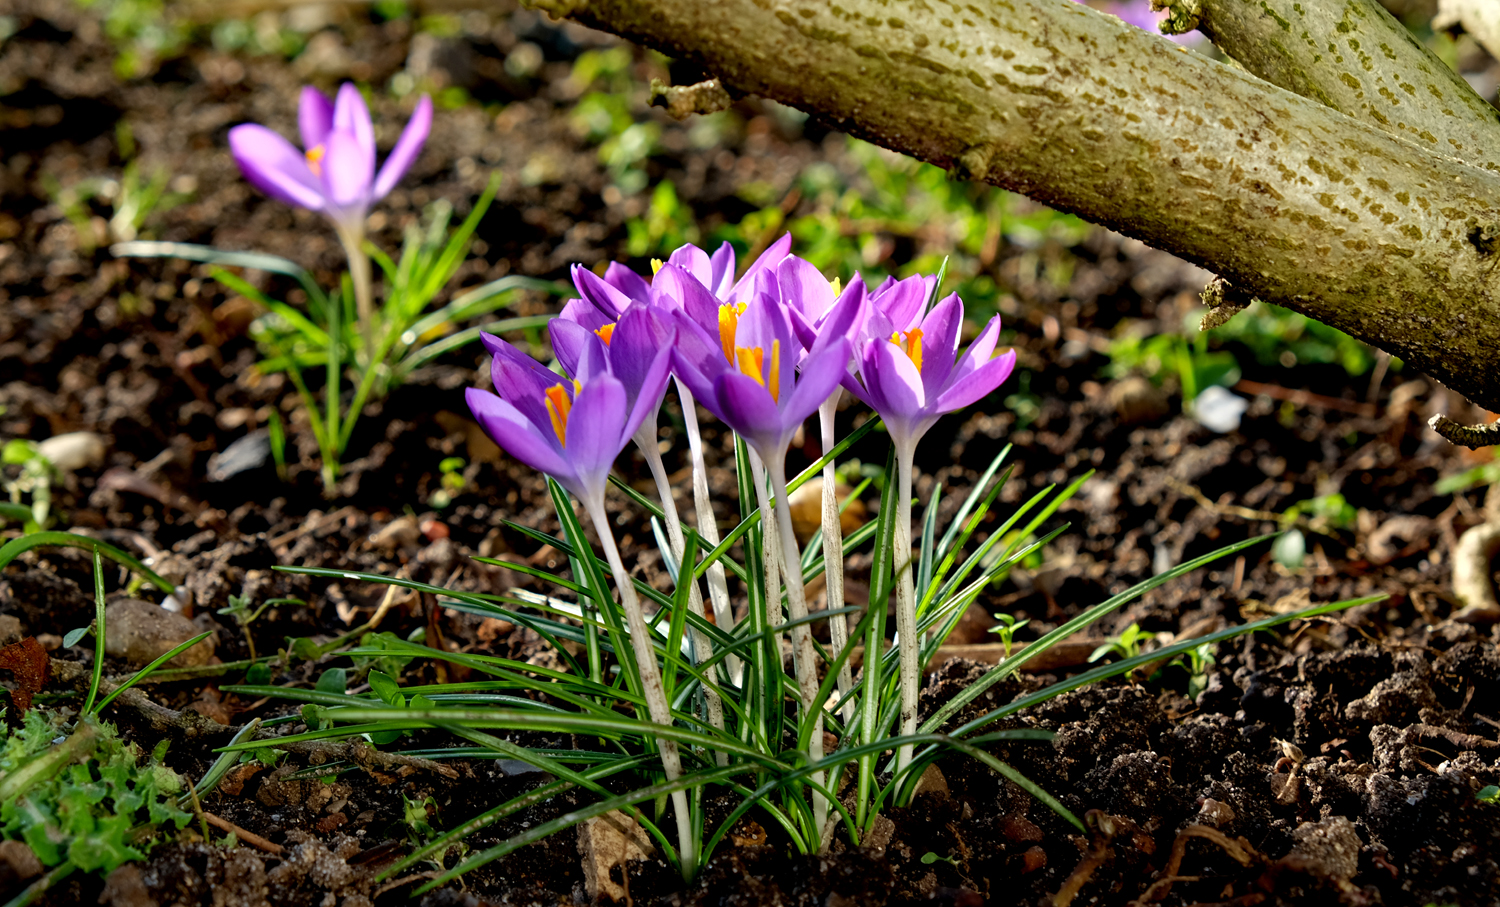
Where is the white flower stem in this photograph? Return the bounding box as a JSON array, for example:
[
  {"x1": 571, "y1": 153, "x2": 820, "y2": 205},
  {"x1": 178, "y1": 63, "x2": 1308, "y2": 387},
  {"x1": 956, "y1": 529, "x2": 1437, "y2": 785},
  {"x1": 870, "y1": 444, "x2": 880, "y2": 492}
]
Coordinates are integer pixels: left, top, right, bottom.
[
  {"x1": 818, "y1": 393, "x2": 854, "y2": 724},
  {"x1": 746, "y1": 450, "x2": 783, "y2": 660},
  {"x1": 335, "y1": 226, "x2": 375, "y2": 364},
  {"x1": 764, "y1": 451, "x2": 829, "y2": 841},
  {"x1": 581, "y1": 495, "x2": 696, "y2": 876},
  {"x1": 675, "y1": 379, "x2": 740, "y2": 682},
  {"x1": 893, "y1": 440, "x2": 919, "y2": 776},
  {"x1": 637, "y1": 428, "x2": 728, "y2": 765}
]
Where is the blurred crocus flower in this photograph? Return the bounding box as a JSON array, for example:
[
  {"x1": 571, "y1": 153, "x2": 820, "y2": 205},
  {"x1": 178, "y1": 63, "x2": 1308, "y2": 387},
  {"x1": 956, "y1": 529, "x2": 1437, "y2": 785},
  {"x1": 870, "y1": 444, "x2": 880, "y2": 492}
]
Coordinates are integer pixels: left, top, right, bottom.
[
  {"x1": 465, "y1": 326, "x2": 671, "y2": 509},
  {"x1": 1075, "y1": 0, "x2": 1198, "y2": 43},
  {"x1": 229, "y1": 83, "x2": 433, "y2": 237}
]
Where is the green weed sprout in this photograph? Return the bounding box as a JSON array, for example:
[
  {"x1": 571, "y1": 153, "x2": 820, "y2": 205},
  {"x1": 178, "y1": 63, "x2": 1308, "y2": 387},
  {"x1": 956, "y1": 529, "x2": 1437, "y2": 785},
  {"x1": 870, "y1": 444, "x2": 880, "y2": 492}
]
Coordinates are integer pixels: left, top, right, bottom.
[{"x1": 1, "y1": 442, "x2": 57, "y2": 533}]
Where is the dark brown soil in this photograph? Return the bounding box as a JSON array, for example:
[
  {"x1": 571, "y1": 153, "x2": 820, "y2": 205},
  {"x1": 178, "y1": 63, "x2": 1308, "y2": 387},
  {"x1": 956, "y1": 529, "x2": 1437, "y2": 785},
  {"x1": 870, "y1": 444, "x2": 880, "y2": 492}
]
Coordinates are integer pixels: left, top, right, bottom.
[{"x1": 3, "y1": 2, "x2": 1499, "y2": 905}]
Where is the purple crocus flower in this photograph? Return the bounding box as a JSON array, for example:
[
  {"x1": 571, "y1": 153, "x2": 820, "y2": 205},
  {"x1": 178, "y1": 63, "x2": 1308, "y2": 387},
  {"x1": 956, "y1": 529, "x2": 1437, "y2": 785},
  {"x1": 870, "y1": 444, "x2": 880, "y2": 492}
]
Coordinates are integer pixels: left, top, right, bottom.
[
  {"x1": 844, "y1": 290, "x2": 1017, "y2": 773},
  {"x1": 670, "y1": 279, "x2": 857, "y2": 460},
  {"x1": 465, "y1": 322, "x2": 671, "y2": 509},
  {"x1": 228, "y1": 84, "x2": 433, "y2": 236},
  {"x1": 850, "y1": 295, "x2": 1018, "y2": 453},
  {"x1": 465, "y1": 315, "x2": 692, "y2": 862}
]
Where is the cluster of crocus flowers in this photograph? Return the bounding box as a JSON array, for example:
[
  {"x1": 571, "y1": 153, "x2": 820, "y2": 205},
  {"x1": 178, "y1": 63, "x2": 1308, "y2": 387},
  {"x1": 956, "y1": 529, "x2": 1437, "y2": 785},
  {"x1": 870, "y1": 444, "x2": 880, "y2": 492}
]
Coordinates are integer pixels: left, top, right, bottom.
[
  {"x1": 229, "y1": 83, "x2": 433, "y2": 352},
  {"x1": 465, "y1": 235, "x2": 1016, "y2": 853}
]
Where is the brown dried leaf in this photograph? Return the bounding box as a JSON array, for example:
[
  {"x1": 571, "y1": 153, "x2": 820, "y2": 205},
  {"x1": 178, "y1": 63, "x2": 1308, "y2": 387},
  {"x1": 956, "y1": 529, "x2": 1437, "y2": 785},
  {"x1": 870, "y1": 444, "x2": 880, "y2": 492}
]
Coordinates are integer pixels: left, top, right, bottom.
[{"x1": 0, "y1": 637, "x2": 49, "y2": 715}]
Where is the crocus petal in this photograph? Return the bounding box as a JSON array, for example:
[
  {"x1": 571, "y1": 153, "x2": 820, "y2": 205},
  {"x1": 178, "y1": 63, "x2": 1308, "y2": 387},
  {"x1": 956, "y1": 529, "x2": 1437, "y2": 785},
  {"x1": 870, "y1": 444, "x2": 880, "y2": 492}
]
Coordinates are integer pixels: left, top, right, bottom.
[
  {"x1": 320, "y1": 129, "x2": 375, "y2": 211},
  {"x1": 549, "y1": 318, "x2": 596, "y2": 378},
  {"x1": 465, "y1": 387, "x2": 572, "y2": 479},
  {"x1": 372, "y1": 94, "x2": 432, "y2": 199},
  {"x1": 948, "y1": 314, "x2": 1002, "y2": 384},
  {"x1": 933, "y1": 349, "x2": 1018, "y2": 413},
  {"x1": 808, "y1": 279, "x2": 868, "y2": 359},
  {"x1": 603, "y1": 261, "x2": 651, "y2": 302},
  {"x1": 776, "y1": 256, "x2": 834, "y2": 322},
  {"x1": 564, "y1": 375, "x2": 629, "y2": 497},
  {"x1": 709, "y1": 242, "x2": 736, "y2": 297},
  {"x1": 668, "y1": 312, "x2": 726, "y2": 408},
  {"x1": 731, "y1": 233, "x2": 792, "y2": 297},
  {"x1": 715, "y1": 371, "x2": 786, "y2": 452},
  {"x1": 558, "y1": 297, "x2": 613, "y2": 333},
  {"x1": 620, "y1": 344, "x2": 673, "y2": 444},
  {"x1": 572, "y1": 265, "x2": 631, "y2": 320},
  {"x1": 781, "y1": 338, "x2": 852, "y2": 428},
  {"x1": 667, "y1": 243, "x2": 713, "y2": 289},
  {"x1": 651, "y1": 262, "x2": 720, "y2": 329},
  {"x1": 916, "y1": 294, "x2": 963, "y2": 394},
  {"x1": 332, "y1": 83, "x2": 376, "y2": 172},
  {"x1": 298, "y1": 86, "x2": 334, "y2": 150},
  {"x1": 229, "y1": 124, "x2": 327, "y2": 211},
  {"x1": 610, "y1": 306, "x2": 672, "y2": 400},
  {"x1": 872, "y1": 274, "x2": 931, "y2": 332},
  {"x1": 867, "y1": 336, "x2": 927, "y2": 421},
  {"x1": 487, "y1": 348, "x2": 561, "y2": 431},
  {"x1": 574, "y1": 329, "x2": 612, "y2": 384}
]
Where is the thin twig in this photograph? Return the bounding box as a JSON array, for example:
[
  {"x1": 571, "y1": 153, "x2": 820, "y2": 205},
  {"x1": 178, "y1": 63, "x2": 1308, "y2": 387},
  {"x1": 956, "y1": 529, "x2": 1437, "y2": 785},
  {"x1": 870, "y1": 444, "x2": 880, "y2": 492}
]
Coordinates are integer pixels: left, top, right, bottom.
[{"x1": 201, "y1": 812, "x2": 283, "y2": 855}]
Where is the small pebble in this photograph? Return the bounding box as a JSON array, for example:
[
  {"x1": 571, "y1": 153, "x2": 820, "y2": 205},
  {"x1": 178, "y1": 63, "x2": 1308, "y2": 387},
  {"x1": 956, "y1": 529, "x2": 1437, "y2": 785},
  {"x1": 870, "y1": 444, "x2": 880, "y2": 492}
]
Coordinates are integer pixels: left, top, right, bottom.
[
  {"x1": 104, "y1": 599, "x2": 215, "y2": 668},
  {"x1": 36, "y1": 432, "x2": 106, "y2": 473}
]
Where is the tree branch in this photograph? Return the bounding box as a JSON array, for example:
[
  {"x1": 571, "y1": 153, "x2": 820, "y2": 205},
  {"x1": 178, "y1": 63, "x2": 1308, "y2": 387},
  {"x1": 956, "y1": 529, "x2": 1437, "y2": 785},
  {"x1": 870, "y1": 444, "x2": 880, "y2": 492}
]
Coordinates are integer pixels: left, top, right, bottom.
[
  {"x1": 532, "y1": 0, "x2": 1500, "y2": 413},
  {"x1": 1185, "y1": 0, "x2": 1500, "y2": 173}
]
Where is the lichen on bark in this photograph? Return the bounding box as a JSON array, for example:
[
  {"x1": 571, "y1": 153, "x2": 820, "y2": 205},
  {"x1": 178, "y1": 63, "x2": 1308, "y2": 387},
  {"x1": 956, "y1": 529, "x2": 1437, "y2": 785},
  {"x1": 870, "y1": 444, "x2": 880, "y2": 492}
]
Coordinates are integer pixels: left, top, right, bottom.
[{"x1": 1189, "y1": 0, "x2": 1500, "y2": 172}]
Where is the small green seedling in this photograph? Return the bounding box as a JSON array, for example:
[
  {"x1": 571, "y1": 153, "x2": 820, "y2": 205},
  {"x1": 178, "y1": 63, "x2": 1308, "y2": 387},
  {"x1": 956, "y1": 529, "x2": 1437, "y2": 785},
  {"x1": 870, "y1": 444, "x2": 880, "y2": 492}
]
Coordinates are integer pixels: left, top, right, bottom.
[
  {"x1": 2, "y1": 440, "x2": 58, "y2": 532},
  {"x1": 1089, "y1": 622, "x2": 1152, "y2": 663},
  {"x1": 1477, "y1": 785, "x2": 1499, "y2": 804},
  {"x1": 920, "y1": 850, "x2": 961, "y2": 867},
  {"x1": 429, "y1": 456, "x2": 468, "y2": 510},
  {"x1": 218, "y1": 593, "x2": 307, "y2": 660},
  {"x1": 988, "y1": 612, "x2": 1030, "y2": 666}
]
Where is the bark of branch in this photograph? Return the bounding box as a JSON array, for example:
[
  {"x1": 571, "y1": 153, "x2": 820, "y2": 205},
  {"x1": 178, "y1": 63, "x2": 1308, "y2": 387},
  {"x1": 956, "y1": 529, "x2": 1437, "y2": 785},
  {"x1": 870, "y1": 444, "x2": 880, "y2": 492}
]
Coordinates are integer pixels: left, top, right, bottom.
[
  {"x1": 528, "y1": 0, "x2": 1500, "y2": 413},
  {"x1": 1186, "y1": 0, "x2": 1500, "y2": 173}
]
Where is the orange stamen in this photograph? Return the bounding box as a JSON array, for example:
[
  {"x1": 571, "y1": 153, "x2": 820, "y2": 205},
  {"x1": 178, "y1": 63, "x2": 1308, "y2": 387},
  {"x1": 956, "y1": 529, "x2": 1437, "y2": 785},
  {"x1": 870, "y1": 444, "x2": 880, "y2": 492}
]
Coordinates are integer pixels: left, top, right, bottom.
[
  {"x1": 890, "y1": 328, "x2": 924, "y2": 372},
  {"x1": 767, "y1": 339, "x2": 780, "y2": 402},
  {"x1": 736, "y1": 346, "x2": 765, "y2": 389},
  {"x1": 718, "y1": 302, "x2": 747, "y2": 365},
  {"x1": 543, "y1": 383, "x2": 576, "y2": 446},
  {"x1": 733, "y1": 340, "x2": 781, "y2": 402},
  {"x1": 305, "y1": 144, "x2": 326, "y2": 178},
  {"x1": 596, "y1": 323, "x2": 616, "y2": 345}
]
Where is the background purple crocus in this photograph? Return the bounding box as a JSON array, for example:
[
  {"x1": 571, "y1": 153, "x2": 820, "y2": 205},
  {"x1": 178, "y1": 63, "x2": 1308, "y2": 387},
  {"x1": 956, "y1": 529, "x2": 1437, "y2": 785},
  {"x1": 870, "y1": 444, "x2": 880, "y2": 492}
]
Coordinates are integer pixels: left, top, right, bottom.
[
  {"x1": 1072, "y1": 0, "x2": 1200, "y2": 44},
  {"x1": 229, "y1": 83, "x2": 432, "y2": 352},
  {"x1": 229, "y1": 84, "x2": 432, "y2": 237}
]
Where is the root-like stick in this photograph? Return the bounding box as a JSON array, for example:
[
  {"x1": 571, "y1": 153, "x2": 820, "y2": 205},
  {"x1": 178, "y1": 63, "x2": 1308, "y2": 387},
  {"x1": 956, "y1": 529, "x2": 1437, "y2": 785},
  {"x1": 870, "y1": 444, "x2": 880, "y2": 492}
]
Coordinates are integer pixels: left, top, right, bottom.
[
  {"x1": 273, "y1": 738, "x2": 459, "y2": 779},
  {"x1": 201, "y1": 812, "x2": 284, "y2": 855},
  {"x1": 1052, "y1": 811, "x2": 1120, "y2": 907}
]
